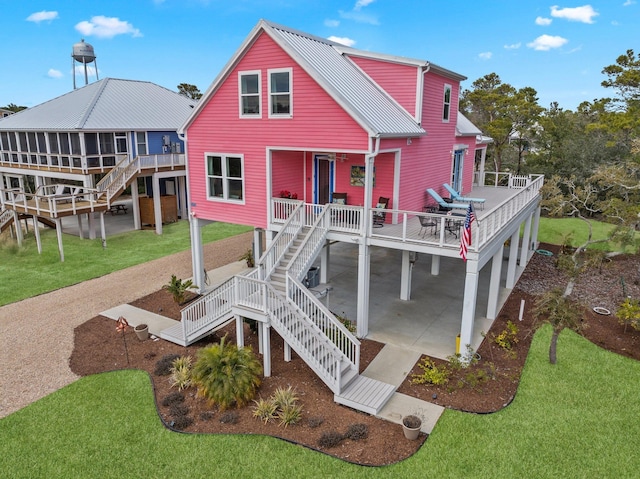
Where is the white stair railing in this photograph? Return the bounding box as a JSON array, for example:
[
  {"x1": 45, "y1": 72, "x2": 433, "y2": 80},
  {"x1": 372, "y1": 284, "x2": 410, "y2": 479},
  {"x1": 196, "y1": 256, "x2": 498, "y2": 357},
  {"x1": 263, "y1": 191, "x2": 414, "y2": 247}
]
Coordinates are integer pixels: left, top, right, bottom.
[
  {"x1": 0, "y1": 208, "x2": 13, "y2": 231},
  {"x1": 287, "y1": 206, "x2": 328, "y2": 281},
  {"x1": 180, "y1": 277, "x2": 235, "y2": 340},
  {"x1": 258, "y1": 201, "x2": 304, "y2": 279}
]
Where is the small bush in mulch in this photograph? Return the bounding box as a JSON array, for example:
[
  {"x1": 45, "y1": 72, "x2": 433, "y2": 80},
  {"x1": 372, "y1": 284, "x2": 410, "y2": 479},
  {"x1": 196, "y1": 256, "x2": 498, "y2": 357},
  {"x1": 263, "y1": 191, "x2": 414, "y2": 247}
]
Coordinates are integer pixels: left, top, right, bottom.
[
  {"x1": 307, "y1": 416, "x2": 324, "y2": 428},
  {"x1": 199, "y1": 411, "x2": 215, "y2": 421},
  {"x1": 161, "y1": 392, "x2": 185, "y2": 407},
  {"x1": 154, "y1": 354, "x2": 181, "y2": 376},
  {"x1": 219, "y1": 411, "x2": 239, "y2": 424},
  {"x1": 171, "y1": 415, "x2": 194, "y2": 430},
  {"x1": 318, "y1": 431, "x2": 344, "y2": 449},
  {"x1": 344, "y1": 423, "x2": 369, "y2": 441},
  {"x1": 169, "y1": 403, "x2": 190, "y2": 417}
]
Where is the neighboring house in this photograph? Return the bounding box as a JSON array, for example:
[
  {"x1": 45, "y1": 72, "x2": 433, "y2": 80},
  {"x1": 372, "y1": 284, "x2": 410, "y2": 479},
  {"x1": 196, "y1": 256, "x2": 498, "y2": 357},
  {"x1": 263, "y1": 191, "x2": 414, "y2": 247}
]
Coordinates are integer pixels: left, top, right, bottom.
[
  {"x1": 0, "y1": 78, "x2": 196, "y2": 258},
  {"x1": 0, "y1": 108, "x2": 14, "y2": 118},
  {"x1": 171, "y1": 20, "x2": 542, "y2": 413}
]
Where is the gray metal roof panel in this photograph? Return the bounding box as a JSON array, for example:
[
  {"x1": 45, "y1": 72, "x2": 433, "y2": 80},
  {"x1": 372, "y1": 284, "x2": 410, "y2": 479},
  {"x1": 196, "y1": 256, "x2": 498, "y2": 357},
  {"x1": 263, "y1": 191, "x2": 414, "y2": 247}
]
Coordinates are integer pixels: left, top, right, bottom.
[
  {"x1": 0, "y1": 78, "x2": 196, "y2": 131},
  {"x1": 456, "y1": 112, "x2": 482, "y2": 136},
  {"x1": 266, "y1": 22, "x2": 425, "y2": 138}
]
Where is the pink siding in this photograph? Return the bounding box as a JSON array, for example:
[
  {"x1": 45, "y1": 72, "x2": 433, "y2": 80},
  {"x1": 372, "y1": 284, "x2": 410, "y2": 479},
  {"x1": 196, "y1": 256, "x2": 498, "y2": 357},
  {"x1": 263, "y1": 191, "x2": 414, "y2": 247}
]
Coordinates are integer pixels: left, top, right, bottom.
[
  {"x1": 187, "y1": 32, "x2": 371, "y2": 228},
  {"x1": 349, "y1": 56, "x2": 418, "y2": 117},
  {"x1": 455, "y1": 136, "x2": 476, "y2": 195},
  {"x1": 272, "y1": 150, "x2": 305, "y2": 200}
]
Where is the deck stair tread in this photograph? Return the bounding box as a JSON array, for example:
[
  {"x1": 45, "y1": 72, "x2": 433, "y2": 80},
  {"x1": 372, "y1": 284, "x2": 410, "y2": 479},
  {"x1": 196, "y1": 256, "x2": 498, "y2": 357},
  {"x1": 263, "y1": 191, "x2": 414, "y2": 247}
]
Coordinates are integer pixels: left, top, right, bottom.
[{"x1": 334, "y1": 375, "x2": 396, "y2": 415}]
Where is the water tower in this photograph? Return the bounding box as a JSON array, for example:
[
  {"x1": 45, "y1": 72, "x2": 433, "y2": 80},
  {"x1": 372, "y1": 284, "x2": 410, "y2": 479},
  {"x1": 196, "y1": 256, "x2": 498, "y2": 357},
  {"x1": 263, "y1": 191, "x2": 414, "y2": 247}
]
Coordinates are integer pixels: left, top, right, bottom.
[{"x1": 72, "y1": 39, "x2": 99, "y2": 89}]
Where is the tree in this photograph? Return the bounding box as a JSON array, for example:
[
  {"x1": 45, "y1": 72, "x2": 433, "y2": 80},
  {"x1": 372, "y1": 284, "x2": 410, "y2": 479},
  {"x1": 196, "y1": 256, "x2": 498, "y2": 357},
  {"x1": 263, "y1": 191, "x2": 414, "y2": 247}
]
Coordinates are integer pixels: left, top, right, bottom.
[
  {"x1": 601, "y1": 49, "x2": 640, "y2": 105},
  {"x1": 177, "y1": 83, "x2": 202, "y2": 100},
  {"x1": 1, "y1": 103, "x2": 27, "y2": 112},
  {"x1": 533, "y1": 289, "x2": 582, "y2": 364}
]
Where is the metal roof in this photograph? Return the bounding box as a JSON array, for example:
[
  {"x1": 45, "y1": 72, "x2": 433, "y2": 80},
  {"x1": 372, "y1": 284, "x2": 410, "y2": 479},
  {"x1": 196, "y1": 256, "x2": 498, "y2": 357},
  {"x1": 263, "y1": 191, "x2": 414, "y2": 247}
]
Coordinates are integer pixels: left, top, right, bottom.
[
  {"x1": 456, "y1": 112, "x2": 482, "y2": 137},
  {"x1": 0, "y1": 78, "x2": 196, "y2": 132},
  {"x1": 182, "y1": 20, "x2": 428, "y2": 138}
]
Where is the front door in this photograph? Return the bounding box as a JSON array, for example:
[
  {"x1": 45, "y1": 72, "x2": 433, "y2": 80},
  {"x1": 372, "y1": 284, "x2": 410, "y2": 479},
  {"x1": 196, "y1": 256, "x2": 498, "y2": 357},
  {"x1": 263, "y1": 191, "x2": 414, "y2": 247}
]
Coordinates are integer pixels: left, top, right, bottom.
[
  {"x1": 314, "y1": 154, "x2": 335, "y2": 204},
  {"x1": 451, "y1": 149, "x2": 465, "y2": 192}
]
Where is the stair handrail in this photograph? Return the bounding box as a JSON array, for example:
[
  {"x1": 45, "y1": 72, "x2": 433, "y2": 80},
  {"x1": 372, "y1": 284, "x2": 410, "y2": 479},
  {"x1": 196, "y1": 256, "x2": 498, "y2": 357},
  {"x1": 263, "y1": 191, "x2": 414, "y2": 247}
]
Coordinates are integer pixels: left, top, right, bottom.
[
  {"x1": 258, "y1": 201, "x2": 304, "y2": 279},
  {"x1": 0, "y1": 208, "x2": 13, "y2": 230},
  {"x1": 286, "y1": 206, "x2": 328, "y2": 282},
  {"x1": 95, "y1": 154, "x2": 141, "y2": 205},
  {"x1": 180, "y1": 277, "x2": 235, "y2": 340},
  {"x1": 286, "y1": 273, "x2": 360, "y2": 370}
]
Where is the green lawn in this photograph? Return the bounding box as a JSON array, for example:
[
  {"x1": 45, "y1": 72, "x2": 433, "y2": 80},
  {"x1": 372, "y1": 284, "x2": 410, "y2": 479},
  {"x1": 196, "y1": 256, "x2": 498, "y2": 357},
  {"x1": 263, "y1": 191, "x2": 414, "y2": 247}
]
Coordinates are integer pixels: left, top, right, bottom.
[
  {"x1": 0, "y1": 221, "x2": 251, "y2": 306},
  {"x1": 537, "y1": 217, "x2": 640, "y2": 253},
  {"x1": 2, "y1": 325, "x2": 638, "y2": 478}
]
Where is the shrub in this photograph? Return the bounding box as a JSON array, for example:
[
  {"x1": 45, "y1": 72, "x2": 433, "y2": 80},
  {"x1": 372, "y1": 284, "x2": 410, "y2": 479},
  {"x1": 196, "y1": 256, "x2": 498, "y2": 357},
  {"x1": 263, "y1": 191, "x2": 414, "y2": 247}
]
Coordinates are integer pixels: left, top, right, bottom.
[
  {"x1": 200, "y1": 411, "x2": 215, "y2": 421},
  {"x1": 154, "y1": 354, "x2": 181, "y2": 376},
  {"x1": 252, "y1": 397, "x2": 278, "y2": 424},
  {"x1": 617, "y1": 298, "x2": 640, "y2": 332},
  {"x1": 344, "y1": 423, "x2": 368, "y2": 441},
  {"x1": 278, "y1": 404, "x2": 302, "y2": 428},
  {"x1": 411, "y1": 358, "x2": 450, "y2": 385},
  {"x1": 164, "y1": 274, "x2": 196, "y2": 304},
  {"x1": 494, "y1": 320, "x2": 519, "y2": 351},
  {"x1": 161, "y1": 392, "x2": 185, "y2": 407},
  {"x1": 171, "y1": 415, "x2": 194, "y2": 430},
  {"x1": 219, "y1": 411, "x2": 239, "y2": 424},
  {"x1": 271, "y1": 386, "x2": 298, "y2": 410},
  {"x1": 318, "y1": 431, "x2": 344, "y2": 449},
  {"x1": 307, "y1": 416, "x2": 324, "y2": 428},
  {"x1": 191, "y1": 335, "x2": 262, "y2": 410},
  {"x1": 169, "y1": 403, "x2": 190, "y2": 417},
  {"x1": 169, "y1": 356, "x2": 192, "y2": 391}
]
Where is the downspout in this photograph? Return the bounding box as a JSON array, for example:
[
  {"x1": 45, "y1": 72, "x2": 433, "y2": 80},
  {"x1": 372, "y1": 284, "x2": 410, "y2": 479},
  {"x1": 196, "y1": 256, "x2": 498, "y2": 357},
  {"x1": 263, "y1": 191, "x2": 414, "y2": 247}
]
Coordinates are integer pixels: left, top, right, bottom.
[
  {"x1": 415, "y1": 63, "x2": 430, "y2": 127},
  {"x1": 362, "y1": 136, "x2": 381, "y2": 235}
]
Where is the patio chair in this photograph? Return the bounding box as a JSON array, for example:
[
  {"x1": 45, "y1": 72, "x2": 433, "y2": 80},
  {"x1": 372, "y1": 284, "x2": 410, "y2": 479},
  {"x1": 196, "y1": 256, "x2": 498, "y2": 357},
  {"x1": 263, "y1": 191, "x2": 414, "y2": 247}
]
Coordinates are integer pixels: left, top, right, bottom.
[
  {"x1": 426, "y1": 188, "x2": 469, "y2": 211},
  {"x1": 372, "y1": 197, "x2": 389, "y2": 227},
  {"x1": 419, "y1": 206, "x2": 439, "y2": 237},
  {"x1": 443, "y1": 183, "x2": 485, "y2": 209},
  {"x1": 331, "y1": 192, "x2": 347, "y2": 205}
]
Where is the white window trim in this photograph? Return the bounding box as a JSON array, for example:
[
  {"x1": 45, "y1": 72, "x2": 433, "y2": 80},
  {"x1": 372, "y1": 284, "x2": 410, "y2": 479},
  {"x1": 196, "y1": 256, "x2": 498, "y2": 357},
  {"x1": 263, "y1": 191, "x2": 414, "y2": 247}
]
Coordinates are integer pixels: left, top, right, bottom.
[
  {"x1": 442, "y1": 84, "x2": 452, "y2": 123},
  {"x1": 205, "y1": 152, "x2": 245, "y2": 204},
  {"x1": 136, "y1": 131, "x2": 148, "y2": 156},
  {"x1": 268, "y1": 67, "x2": 293, "y2": 119},
  {"x1": 238, "y1": 70, "x2": 262, "y2": 118}
]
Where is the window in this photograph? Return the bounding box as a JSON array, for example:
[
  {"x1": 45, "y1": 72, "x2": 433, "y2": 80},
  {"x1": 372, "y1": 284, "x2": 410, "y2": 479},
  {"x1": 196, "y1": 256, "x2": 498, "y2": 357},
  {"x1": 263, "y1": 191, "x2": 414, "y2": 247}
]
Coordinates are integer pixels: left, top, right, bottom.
[
  {"x1": 239, "y1": 71, "x2": 261, "y2": 117},
  {"x1": 268, "y1": 68, "x2": 292, "y2": 117},
  {"x1": 115, "y1": 132, "x2": 127, "y2": 154},
  {"x1": 136, "y1": 132, "x2": 147, "y2": 156},
  {"x1": 59, "y1": 133, "x2": 71, "y2": 155},
  {"x1": 206, "y1": 154, "x2": 244, "y2": 201},
  {"x1": 84, "y1": 133, "x2": 99, "y2": 155},
  {"x1": 70, "y1": 133, "x2": 81, "y2": 155},
  {"x1": 443, "y1": 84, "x2": 452, "y2": 122},
  {"x1": 99, "y1": 133, "x2": 115, "y2": 154}
]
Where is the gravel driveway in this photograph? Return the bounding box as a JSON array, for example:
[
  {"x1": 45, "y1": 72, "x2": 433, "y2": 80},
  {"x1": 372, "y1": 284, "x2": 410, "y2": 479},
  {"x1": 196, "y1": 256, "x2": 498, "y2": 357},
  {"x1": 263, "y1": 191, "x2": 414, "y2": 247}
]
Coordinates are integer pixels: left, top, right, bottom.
[{"x1": 0, "y1": 232, "x2": 253, "y2": 418}]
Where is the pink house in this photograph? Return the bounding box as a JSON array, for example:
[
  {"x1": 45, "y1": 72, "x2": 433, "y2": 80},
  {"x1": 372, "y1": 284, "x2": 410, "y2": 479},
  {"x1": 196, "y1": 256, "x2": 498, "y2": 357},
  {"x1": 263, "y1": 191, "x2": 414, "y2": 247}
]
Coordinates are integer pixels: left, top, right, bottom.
[{"x1": 174, "y1": 20, "x2": 542, "y2": 412}]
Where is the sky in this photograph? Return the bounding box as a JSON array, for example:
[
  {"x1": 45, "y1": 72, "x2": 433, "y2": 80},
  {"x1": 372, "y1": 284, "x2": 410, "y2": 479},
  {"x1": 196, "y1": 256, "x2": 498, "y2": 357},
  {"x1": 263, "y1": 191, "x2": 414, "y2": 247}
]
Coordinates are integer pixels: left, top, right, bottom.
[{"x1": 1, "y1": 1, "x2": 638, "y2": 111}]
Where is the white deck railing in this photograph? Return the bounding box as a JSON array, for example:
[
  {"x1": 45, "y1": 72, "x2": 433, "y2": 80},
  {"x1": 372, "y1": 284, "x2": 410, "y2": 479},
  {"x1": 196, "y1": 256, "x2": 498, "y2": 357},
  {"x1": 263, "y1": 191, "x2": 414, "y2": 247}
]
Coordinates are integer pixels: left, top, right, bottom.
[
  {"x1": 0, "y1": 185, "x2": 103, "y2": 218},
  {"x1": 180, "y1": 277, "x2": 235, "y2": 340}
]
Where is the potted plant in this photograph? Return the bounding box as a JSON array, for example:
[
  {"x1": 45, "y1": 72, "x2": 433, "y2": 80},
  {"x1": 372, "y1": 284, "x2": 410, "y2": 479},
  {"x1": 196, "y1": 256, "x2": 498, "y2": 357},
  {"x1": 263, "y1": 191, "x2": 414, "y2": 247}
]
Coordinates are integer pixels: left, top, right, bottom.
[
  {"x1": 402, "y1": 411, "x2": 424, "y2": 440},
  {"x1": 134, "y1": 323, "x2": 149, "y2": 341}
]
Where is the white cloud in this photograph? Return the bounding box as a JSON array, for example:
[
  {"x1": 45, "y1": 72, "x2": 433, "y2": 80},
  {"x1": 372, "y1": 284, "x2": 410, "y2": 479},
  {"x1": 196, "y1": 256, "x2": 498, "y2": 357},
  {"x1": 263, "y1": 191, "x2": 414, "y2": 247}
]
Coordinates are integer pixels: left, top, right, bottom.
[
  {"x1": 75, "y1": 16, "x2": 142, "y2": 39},
  {"x1": 354, "y1": 0, "x2": 374, "y2": 10},
  {"x1": 339, "y1": 10, "x2": 379, "y2": 25},
  {"x1": 324, "y1": 19, "x2": 340, "y2": 27},
  {"x1": 328, "y1": 36, "x2": 356, "y2": 47},
  {"x1": 535, "y1": 16, "x2": 552, "y2": 26},
  {"x1": 504, "y1": 42, "x2": 521, "y2": 50},
  {"x1": 47, "y1": 69, "x2": 63, "y2": 78},
  {"x1": 623, "y1": 0, "x2": 636, "y2": 6},
  {"x1": 550, "y1": 5, "x2": 599, "y2": 24},
  {"x1": 527, "y1": 34, "x2": 569, "y2": 51},
  {"x1": 26, "y1": 11, "x2": 59, "y2": 23},
  {"x1": 478, "y1": 52, "x2": 493, "y2": 60}
]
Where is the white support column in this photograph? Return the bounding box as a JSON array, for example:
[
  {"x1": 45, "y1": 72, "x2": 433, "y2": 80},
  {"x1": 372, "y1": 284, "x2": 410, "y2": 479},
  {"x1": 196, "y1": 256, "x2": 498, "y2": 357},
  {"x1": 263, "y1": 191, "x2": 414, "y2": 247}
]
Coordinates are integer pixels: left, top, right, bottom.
[
  {"x1": 152, "y1": 174, "x2": 162, "y2": 235},
  {"x1": 76, "y1": 215, "x2": 84, "y2": 240},
  {"x1": 506, "y1": 229, "x2": 520, "y2": 289},
  {"x1": 519, "y1": 215, "x2": 532, "y2": 268},
  {"x1": 189, "y1": 216, "x2": 206, "y2": 294},
  {"x1": 178, "y1": 176, "x2": 187, "y2": 219},
  {"x1": 252, "y1": 228, "x2": 262, "y2": 261},
  {"x1": 262, "y1": 323, "x2": 271, "y2": 377},
  {"x1": 531, "y1": 205, "x2": 541, "y2": 251},
  {"x1": 431, "y1": 254, "x2": 440, "y2": 276},
  {"x1": 13, "y1": 211, "x2": 23, "y2": 246},
  {"x1": 400, "y1": 250, "x2": 412, "y2": 300},
  {"x1": 55, "y1": 218, "x2": 64, "y2": 262},
  {"x1": 320, "y1": 240, "x2": 330, "y2": 284},
  {"x1": 284, "y1": 342, "x2": 291, "y2": 362},
  {"x1": 459, "y1": 261, "x2": 479, "y2": 355},
  {"x1": 100, "y1": 212, "x2": 107, "y2": 249},
  {"x1": 356, "y1": 242, "x2": 371, "y2": 338},
  {"x1": 235, "y1": 316, "x2": 245, "y2": 348},
  {"x1": 486, "y1": 244, "x2": 504, "y2": 320},
  {"x1": 131, "y1": 182, "x2": 141, "y2": 230},
  {"x1": 32, "y1": 215, "x2": 42, "y2": 254}
]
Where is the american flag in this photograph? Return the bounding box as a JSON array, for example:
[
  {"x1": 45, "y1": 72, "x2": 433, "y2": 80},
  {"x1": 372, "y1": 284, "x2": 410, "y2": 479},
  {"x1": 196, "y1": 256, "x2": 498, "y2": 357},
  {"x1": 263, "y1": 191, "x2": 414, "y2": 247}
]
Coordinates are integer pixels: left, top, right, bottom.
[{"x1": 459, "y1": 203, "x2": 475, "y2": 261}]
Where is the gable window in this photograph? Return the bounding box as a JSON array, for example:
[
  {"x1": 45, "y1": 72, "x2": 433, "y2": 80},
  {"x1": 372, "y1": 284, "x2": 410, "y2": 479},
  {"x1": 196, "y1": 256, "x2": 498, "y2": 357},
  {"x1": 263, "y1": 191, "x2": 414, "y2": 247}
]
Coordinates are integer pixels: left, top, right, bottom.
[
  {"x1": 206, "y1": 153, "x2": 244, "y2": 202},
  {"x1": 443, "y1": 84, "x2": 452, "y2": 122},
  {"x1": 268, "y1": 68, "x2": 292, "y2": 117},
  {"x1": 239, "y1": 71, "x2": 261, "y2": 117}
]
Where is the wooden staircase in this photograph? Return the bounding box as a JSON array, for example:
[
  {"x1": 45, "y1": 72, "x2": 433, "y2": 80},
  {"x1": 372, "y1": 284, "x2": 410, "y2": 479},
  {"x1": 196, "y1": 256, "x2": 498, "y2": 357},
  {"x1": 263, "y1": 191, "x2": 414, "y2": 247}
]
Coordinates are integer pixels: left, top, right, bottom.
[
  {"x1": 161, "y1": 203, "x2": 396, "y2": 414},
  {"x1": 0, "y1": 208, "x2": 13, "y2": 233}
]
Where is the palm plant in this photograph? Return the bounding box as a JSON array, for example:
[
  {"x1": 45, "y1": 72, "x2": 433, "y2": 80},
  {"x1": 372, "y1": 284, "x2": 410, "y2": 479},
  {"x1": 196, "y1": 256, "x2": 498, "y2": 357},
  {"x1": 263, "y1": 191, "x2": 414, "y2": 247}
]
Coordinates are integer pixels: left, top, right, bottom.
[
  {"x1": 164, "y1": 274, "x2": 195, "y2": 304},
  {"x1": 191, "y1": 335, "x2": 262, "y2": 410}
]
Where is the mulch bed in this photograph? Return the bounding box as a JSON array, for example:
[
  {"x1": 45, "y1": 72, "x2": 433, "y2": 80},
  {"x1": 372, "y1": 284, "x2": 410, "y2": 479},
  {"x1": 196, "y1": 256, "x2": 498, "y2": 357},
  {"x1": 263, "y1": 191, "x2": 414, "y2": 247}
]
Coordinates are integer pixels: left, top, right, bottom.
[{"x1": 69, "y1": 243, "x2": 640, "y2": 466}]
